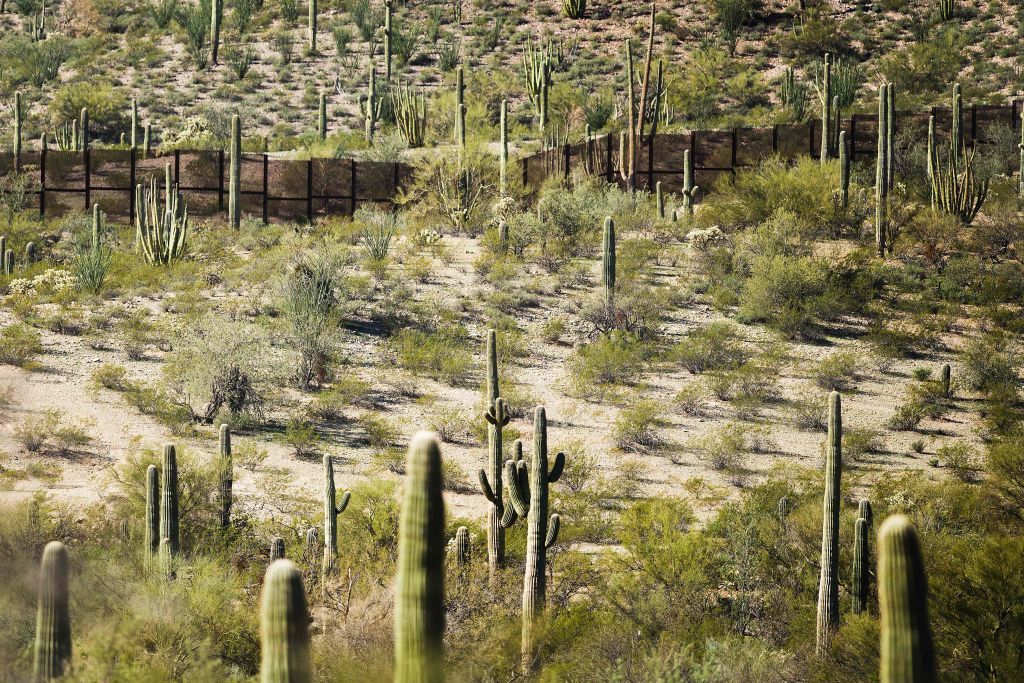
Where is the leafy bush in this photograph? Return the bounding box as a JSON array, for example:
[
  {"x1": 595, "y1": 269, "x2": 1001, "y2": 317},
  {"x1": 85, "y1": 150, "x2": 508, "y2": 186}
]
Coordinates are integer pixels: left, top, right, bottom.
[
  {"x1": 672, "y1": 321, "x2": 748, "y2": 374},
  {"x1": 936, "y1": 442, "x2": 978, "y2": 482},
  {"x1": 49, "y1": 82, "x2": 130, "y2": 143},
  {"x1": 568, "y1": 331, "x2": 650, "y2": 395},
  {"x1": 0, "y1": 324, "x2": 43, "y2": 367},
  {"x1": 14, "y1": 409, "x2": 92, "y2": 454},
  {"x1": 282, "y1": 250, "x2": 345, "y2": 389},
  {"x1": 809, "y1": 350, "x2": 860, "y2": 391},
  {"x1": 91, "y1": 363, "x2": 129, "y2": 391},
  {"x1": 959, "y1": 334, "x2": 1019, "y2": 396},
  {"x1": 690, "y1": 422, "x2": 747, "y2": 470},
  {"x1": 613, "y1": 400, "x2": 664, "y2": 453},
  {"x1": 737, "y1": 254, "x2": 828, "y2": 339},
  {"x1": 842, "y1": 428, "x2": 884, "y2": 462},
  {"x1": 390, "y1": 328, "x2": 474, "y2": 385}
]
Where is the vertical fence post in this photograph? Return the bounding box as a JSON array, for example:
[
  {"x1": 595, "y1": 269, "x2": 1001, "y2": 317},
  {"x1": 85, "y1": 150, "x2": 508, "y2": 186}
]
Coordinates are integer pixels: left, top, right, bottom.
[
  {"x1": 849, "y1": 116, "x2": 857, "y2": 161},
  {"x1": 129, "y1": 146, "x2": 136, "y2": 221},
  {"x1": 647, "y1": 134, "x2": 654, "y2": 190},
  {"x1": 174, "y1": 149, "x2": 181, "y2": 191},
  {"x1": 218, "y1": 149, "x2": 225, "y2": 213},
  {"x1": 971, "y1": 103, "x2": 978, "y2": 145},
  {"x1": 730, "y1": 128, "x2": 738, "y2": 175},
  {"x1": 39, "y1": 142, "x2": 46, "y2": 218},
  {"x1": 350, "y1": 158, "x2": 357, "y2": 216},
  {"x1": 84, "y1": 147, "x2": 91, "y2": 212},
  {"x1": 563, "y1": 143, "x2": 570, "y2": 181},
  {"x1": 262, "y1": 153, "x2": 269, "y2": 224},
  {"x1": 605, "y1": 134, "x2": 613, "y2": 182},
  {"x1": 772, "y1": 124, "x2": 779, "y2": 155}
]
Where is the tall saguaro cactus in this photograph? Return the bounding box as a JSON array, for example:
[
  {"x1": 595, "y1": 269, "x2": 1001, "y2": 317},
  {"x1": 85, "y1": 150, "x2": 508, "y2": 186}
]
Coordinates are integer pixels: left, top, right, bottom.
[
  {"x1": 322, "y1": 455, "x2": 351, "y2": 576},
  {"x1": 161, "y1": 444, "x2": 180, "y2": 556},
  {"x1": 260, "y1": 559, "x2": 313, "y2": 683},
  {"x1": 219, "y1": 424, "x2": 232, "y2": 529},
  {"x1": 820, "y1": 53, "x2": 832, "y2": 164},
  {"x1": 839, "y1": 130, "x2": 850, "y2": 209},
  {"x1": 875, "y1": 83, "x2": 889, "y2": 257},
  {"x1": 394, "y1": 432, "x2": 445, "y2": 683},
  {"x1": 229, "y1": 114, "x2": 241, "y2": 228},
  {"x1": 308, "y1": 0, "x2": 318, "y2": 53},
  {"x1": 499, "y1": 98, "x2": 509, "y2": 195},
  {"x1": 80, "y1": 107, "x2": 89, "y2": 151},
  {"x1": 362, "y1": 65, "x2": 383, "y2": 144},
  {"x1": 878, "y1": 515, "x2": 936, "y2": 683},
  {"x1": 318, "y1": 92, "x2": 327, "y2": 140},
  {"x1": 383, "y1": 0, "x2": 392, "y2": 80},
  {"x1": 941, "y1": 364, "x2": 952, "y2": 398},
  {"x1": 852, "y1": 517, "x2": 869, "y2": 614},
  {"x1": 886, "y1": 83, "x2": 896, "y2": 191},
  {"x1": 211, "y1": 0, "x2": 222, "y2": 64},
  {"x1": 145, "y1": 463, "x2": 160, "y2": 559},
  {"x1": 33, "y1": 541, "x2": 72, "y2": 682},
  {"x1": 455, "y1": 526, "x2": 470, "y2": 568},
  {"x1": 681, "y1": 148, "x2": 698, "y2": 215},
  {"x1": 602, "y1": 216, "x2": 615, "y2": 309},
  {"x1": 655, "y1": 181, "x2": 664, "y2": 218},
  {"x1": 816, "y1": 391, "x2": 842, "y2": 657},
  {"x1": 131, "y1": 97, "x2": 138, "y2": 149},
  {"x1": 478, "y1": 330, "x2": 515, "y2": 580},
  {"x1": 13, "y1": 92, "x2": 22, "y2": 172},
  {"x1": 506, "y1": 407, "x2": 565, "y2": 675}
]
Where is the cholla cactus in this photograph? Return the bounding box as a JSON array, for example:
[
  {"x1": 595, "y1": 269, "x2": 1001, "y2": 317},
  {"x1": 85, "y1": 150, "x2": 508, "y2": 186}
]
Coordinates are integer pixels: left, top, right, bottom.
[
  {"x1": 33, "y1": 541, "x2": 72, "y2": 681},
  {"x1": 136, "y1": 164, "x2": 189, "y2": 265}
]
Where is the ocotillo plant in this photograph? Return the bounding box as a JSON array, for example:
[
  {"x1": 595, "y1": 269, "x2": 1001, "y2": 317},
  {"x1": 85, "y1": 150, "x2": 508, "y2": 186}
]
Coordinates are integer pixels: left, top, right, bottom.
[
  {"x1": 219, "y1": 424, "x2": 232, "y2": 529},
  {"x1": 859, "y1": 498, "x2": 873, "y2": 528},
  {"x1": 136, "y1": 165, "x2": 189, "y2": 265},
  {"x1": 878, "y1": 515, "x2": 936, "y2": 683},
  {"x1": 455, "y1": 526, "x2": 470, "y2": 568},
  {"x1": 145, "y1": 463, "x2": 160, "y2": 559},
  {"x1": 361, "y1": 65, "x2": 383, "y2": 143},
  {"x1": 839, "y1": 130, "x2": 850, "y2": 209},
  {"x1": 229, "y1": 114, "x2": 241, "y2": 228},
  {"x1": 13, "y1": 92, "x2": 21, "y2": 172},
  {"x1": 318, "y1": 92, "x2": 327, "y2": 140},
  {"x1": 816, "y1": 391, "x2": 842, "y2": 657},
  {"x1": 270, "y1": 537, "x2": 285, "y2": 561},
  {"x1": 499, "y1": 98, "x2": 509, "y2": 195},
  {"x1": 308, "y1": 0, "x2": 318, "y2": 53},
  {"x1": 322, "y1": 455, "x2": 351, "y2": 575},
  {"x1": 160, "y1": 444, "x2": 179, "y2": 555},
  {"x1": 621, "y1": 5, "x2": 661, "y2": 190},
  {"x1": 681, "y1": 148, "x2": 698, "y2": 215},
  {"x1": 941, "y1": 364, "x2": 952, "y2": 398},
  {"x1": 506, "y1": 407, "x2": 565, "y2": 675},
  {"x1": 260, "y1": 559, "x2": 313, "y2": 683},
  {"x1": 392, "y1": 81, "x2": 426, "y2": 148},
  {"x1": 852, "y1": 517, "x2": 869, "y2": 614},
  {"x1": 33, "y1": 541, "x2": 71, "y2": 682},
  {"x1": 819, "y1": 53, "x2": 832, "y2": 164},
  {"x1": 394, "y1": 432, "x2": 445, "y2": 683},
  {"x1": 478, "y1": 330, "x2": 515, "y2": 579},
  {"x1": 602, "y1": 216, "x2": 615, "y2": 309},
  {"x1": 211, "y1": 0, "x2": 222, "y2": 64},
  {"x1": 875, "y1": 83, "x2": 889, "y2": 257}
]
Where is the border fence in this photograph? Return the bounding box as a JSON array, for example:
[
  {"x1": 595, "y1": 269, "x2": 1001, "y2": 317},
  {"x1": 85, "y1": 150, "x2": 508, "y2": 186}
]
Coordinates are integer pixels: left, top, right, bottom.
[{"x1": 0, "y1": 98, "x2": 1021, "y2": 223}]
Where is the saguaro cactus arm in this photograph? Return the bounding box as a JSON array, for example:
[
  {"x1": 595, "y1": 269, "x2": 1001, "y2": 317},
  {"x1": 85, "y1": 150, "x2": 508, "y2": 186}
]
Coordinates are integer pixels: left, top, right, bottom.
[{"x1": 545, "y1": 513, "x2": 560, "y2": 549}]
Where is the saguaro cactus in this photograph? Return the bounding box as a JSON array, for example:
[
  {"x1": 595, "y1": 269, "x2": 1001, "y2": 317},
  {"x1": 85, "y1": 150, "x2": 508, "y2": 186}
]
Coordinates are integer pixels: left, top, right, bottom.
[
  {"x1": 859, "y1": 498, "x2": 873, "y2": 528},
  {"x1": 362, "y1": 65, "x2": 383, "y2": 143},
  {"x1": 777, "y1": 496, "x2": 790, "y2": 523},
  {"x1": 318, "y1": 92, "x2": 327, "y2": 140},
  {"x1": 478, "y1": 330, "x2": 515, "y2": 580},
  {"x1": 852, "y1": 516, "x2": 869, "y2": 614},
  {"x1": 219, "y1": 424, "x2": 232, "y2": 529},
  {"x1": 875, "y1": 83, "x2": 889, "y2": 257},
  {"x1": 322, "y1": 455, "x2": 351, "y2": 576},
  {"x1": 80, "y1": 107, "x2": 89, "y2": 151},
  {"x1": 886, "y1": 83, "x2": 896, "y2": 191},
  {"x1": 455, "y1": 526, "x2": 470, "y2": 568},
  {"x1": 229, "y1": 114, "x2": 241, "y2": 228},
  {"x1": 523, "y1": 37, "x2": 551, "y2": 133},
  {"x1": 499, "y1": 98, "x2": 509, "y2": 195},
  {"x1": 602, "y1": 216, "x2": 615, "y2": 309},
  {"x1": 681, "y1": 149, "x2": 698, "y2": 215},
  {"x1": 33, "y1": 541, "x2": 71, "y2": 681},
  {"x1": 145, "y1": 463, "x2": 160, "y2": 559},
  {"x1": 143, "y1": 122, "x2": 152, "y2": 159},
  {"x1": 270, "y1": 537, "x2": 285, "y2": 561},
  {"x1": 13, "y1": 92, "x2": 22, "y2": 172},
  {"x1": 816, "y1": 391, "x2": 842, "y2": 657},
  {"x1": 308, "y1": 0, "x2": 318, "y2": 53},
  {"x1": 941, "y1": 364, "x2": 951, "y2": 398},
  {"x1": 161, "y1": 444, "x2": 179, "y2": 555},
  {"x1": 130, "y1": 97, "x2": 138, "y2": 149},
  {"x1": 820, "y1": 52, "x2": 832, "y2": 164},
  {"x1": 260, "y1": 559, "x2": 313, "y2": 683},
  {"x1": 383, "y1": 0, "x2": 392, "y2": 80},
  {"x1": 655, "y1": 181, "x2": 664, "y2": 218},
  {"x1": 506, "y1": 407, "x2": 565, "y2": 675},
  {"x1": 158, "y1": 537, "x2": 174, "y2": 580},
  {"x1": 878, "y1": 515, "x2": 936, "y2": 683},
  {"x1": 211, "y1": 0, "x2": 222, "y2": 64},
  {"x1": 1018, "y1": 110, "x2": 1023, "y2": 199},
  {"x1": 394, "y1": 432, "x2": 445, "y2": 683}
]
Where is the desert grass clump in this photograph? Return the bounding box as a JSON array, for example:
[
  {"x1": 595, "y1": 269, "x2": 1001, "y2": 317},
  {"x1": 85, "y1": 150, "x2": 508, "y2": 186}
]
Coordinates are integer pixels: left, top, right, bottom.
[{"x1": 282, "y1": 250, "x2": 345, "y2": 390}]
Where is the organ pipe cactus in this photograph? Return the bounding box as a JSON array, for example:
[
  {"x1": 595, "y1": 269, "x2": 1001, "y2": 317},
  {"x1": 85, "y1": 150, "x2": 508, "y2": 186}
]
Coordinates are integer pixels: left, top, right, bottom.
[
  {"x1": 160, "y1": 444, "x2": 179, "y2": 556},
  {"x1": 322, "y1": 455, "x2": 351, "y2": 576},
  {"x1": 562, "y1": 0, "x2": 586, "y2": 18},
  {"x1": 394, "y1": 432, "x2": 445, "y2": 683},
  {"x1": 875, "y1": 83, "x2": 889, "y2": 257},
  {"x1": 506, "y1": 407, "x2": 565, "y2": 675},
  {"x1": 229, "y1": 115, "x2": 241, "y2": 228},
  {"x1": 878, "y1": 514, "x2": 936, "y2": 683},
  {"x1": 681, "y1": 149, "x2": 698, "y2": 215},
  {"x1": 852, "y1": 516, "x2": 869, "y2": 614},
  {"x1": 260, "y1": 559, "x2": 313, "y2": 683},
  {"x1": 145, "y1": 463, "x2": 160, "y2": 559},
  {"x1": 392, "y1": 81, "x2": 426, "y2": 148},
  {"x1": 455, "y1": 526, "x2": 470, "y2": 568},
  {"x1": 816, "y1": 391, "x2": 842, "y2": 657},
  {"x1": 602, "y1": 216, "x2": 615, "y2": 309},
  {"x1": 33, "y1": 541, "x2": 71, "y2": 682},
  {"x1": 136, "y1": 164, "x2": 189, "y2": 265},
  {"x1": 930, "y1": 84, "x2": 988, "y2": 224},
  {"x1": 523, "y1": 37, "x2": 551, "y2": 133},
  {"x1": 478, "y1": 329, "x2": 515, "y2": 580},
  {"x1": 219, "y1": 424, "x2": 232, "y2": 529},
  {"x1": 361, "y1": 65, "x2": 383, "y2": 144}
]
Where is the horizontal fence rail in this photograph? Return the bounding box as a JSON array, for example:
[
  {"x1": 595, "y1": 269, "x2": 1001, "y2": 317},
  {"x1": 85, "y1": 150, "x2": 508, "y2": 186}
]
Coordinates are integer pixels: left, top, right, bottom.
[
  {"x1": 521, "y1": 99, "x2": 1024, "y2": 197},
  {"x1": 0, "y1": 148, "x2": 413, "y2": 224}
]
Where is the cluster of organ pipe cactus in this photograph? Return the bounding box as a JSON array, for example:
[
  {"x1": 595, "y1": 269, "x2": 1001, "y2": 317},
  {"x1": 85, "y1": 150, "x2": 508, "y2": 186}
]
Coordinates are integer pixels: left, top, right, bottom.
[
  {"x1": 620, "y1": 5, "x2": 662, "y2": 190},
  {"x1": 522, "y1": 37, "x2": 551, "y2": 133},
  {"x1": 562, "y1": 0, "x2": 586, "y2": 18},
  {"x1": 136, "y1": 164, "x2": 189, "y2": 265},
  {"x1": 392, "y1": 81, "x2": 426, "y2": 148},
  {"x1": 928, "y1": 83, "x2": 989, "y2": 224}
]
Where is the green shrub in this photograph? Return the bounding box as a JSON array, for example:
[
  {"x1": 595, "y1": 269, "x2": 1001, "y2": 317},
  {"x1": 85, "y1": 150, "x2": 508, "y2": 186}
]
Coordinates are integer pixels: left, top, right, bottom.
[
  {"x1": 789, "y1": 391, "x2": 827, "y2": 430},
  {"x1": 736, "y1": 255, "x2": 827, "y2": 339},
  {"x1": 613, "y1": 400, "x2": 664, "y2": 453},
  {"x1": 959, "y1": 334, "x2": 1019, "y2": 396},
  {"x1": 690, "y1": 422, "x2": 747, "y2": 470},
  {"x1": 390, "y1": 328, "x2": 474, "y2": 385},
  {"x1": 672, "y1": 321, "x2": 748, "y2": 374},
  {"x1": 284, "y1": 419, "x2": 318, "y2": 457},
  {"x1": 568, "y1": 331, "x2": 650, "y2": 395},
  {"x1": 0, "y1": 324, "x2": 43, "y2": 367},
  {"x1": 809, "y1": 350, "x2": 861, "y2": 391},
  {"x1": 888, "y1": 401, "x2": 925, "y2": 431},
  {"x1": 842, "y1": 428, "x2": 884, "y2": 462},
  {"x1": 49, "y1": 82, "x2": 130, "y2": 143},
  {"x1": 936, "y1": 442, "x2": 979, "y2": 481},
  {"x1": 91, "y1": 363, "x2": 129, "y2": 391}
]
